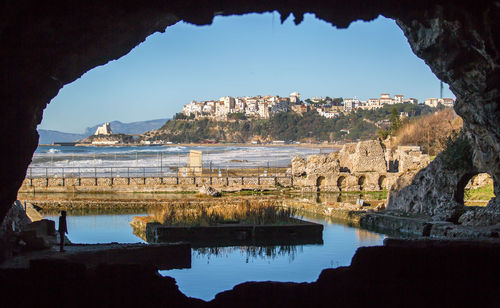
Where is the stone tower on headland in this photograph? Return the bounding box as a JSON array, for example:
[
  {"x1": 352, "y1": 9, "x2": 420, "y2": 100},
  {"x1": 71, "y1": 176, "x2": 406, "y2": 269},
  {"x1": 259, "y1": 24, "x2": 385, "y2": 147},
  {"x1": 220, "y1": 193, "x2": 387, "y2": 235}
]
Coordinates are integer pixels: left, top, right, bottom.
[{"x1": 94, "y1": 122, "x2": 113, "y2": 135}]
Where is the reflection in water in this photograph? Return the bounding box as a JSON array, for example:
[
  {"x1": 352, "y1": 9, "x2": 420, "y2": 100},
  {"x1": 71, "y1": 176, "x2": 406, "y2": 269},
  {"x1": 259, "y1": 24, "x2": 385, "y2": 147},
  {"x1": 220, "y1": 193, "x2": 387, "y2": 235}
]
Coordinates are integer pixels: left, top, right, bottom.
[
  {"x1": 163, "y1": 213, "x2": 386, "y2": 300},
  {"x1": 356, "y1": 229, "x2": 382, "y2": 243},
  {"x1": 38, "y1": 196, "x2": 387, "y2": 301},
  {"x1": 295, "y1": 192, "x2": 387, "y2": 205},
  {"x1": 45, "y1": 212, "x2": 148, "y2": 244},
  {"x1": 195, "y1": 245, "x2": 304, "y2": 263}
]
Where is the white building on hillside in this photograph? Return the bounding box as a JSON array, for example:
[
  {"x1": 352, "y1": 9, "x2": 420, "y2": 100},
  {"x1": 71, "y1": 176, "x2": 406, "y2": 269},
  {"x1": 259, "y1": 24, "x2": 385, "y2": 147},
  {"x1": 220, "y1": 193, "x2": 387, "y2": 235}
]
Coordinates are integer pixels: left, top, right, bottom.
[
  {"x1": 290, "y1": 92, "x2": 301, "y2": 104},
  {"x1": 182, "y1": 101, "x2": 202, "y2": 116},
  {"x1": 424, "y1": 98, "x2": 439, "y2": 108},
  {"x1": 379, "y1": 93, "x2": 394, "y2": 105},
  {"x1": 343, "y1": 98, "x2": 360, "y2": 112}
]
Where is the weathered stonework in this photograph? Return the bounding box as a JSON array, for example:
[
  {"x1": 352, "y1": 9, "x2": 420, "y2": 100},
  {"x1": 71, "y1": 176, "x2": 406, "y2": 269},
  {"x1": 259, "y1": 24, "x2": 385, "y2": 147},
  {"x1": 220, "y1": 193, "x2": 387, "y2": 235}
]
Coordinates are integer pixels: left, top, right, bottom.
[
  {"x1": 396, "y1": 146, "x2": 431, "y2": 172},
  {"x1": 292, "y1": 140, "x2": 427, "y2": 192},
  {"x1": 340, "y1": 140, "x2": 387, "y2": 173},
  {"x1": 387, "y1": 152, "x2": 474, "y2": 222}
]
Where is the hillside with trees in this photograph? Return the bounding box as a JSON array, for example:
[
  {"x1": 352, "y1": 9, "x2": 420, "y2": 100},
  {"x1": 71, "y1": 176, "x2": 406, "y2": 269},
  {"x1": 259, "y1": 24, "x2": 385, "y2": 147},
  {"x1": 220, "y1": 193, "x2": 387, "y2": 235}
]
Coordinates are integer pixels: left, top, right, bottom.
[
  {"x1": 391, "y1": 108, "x2": 463, "y2": 155},
  {"x1": 141, "y1": 103, "x2": 437, "y2": 144}
]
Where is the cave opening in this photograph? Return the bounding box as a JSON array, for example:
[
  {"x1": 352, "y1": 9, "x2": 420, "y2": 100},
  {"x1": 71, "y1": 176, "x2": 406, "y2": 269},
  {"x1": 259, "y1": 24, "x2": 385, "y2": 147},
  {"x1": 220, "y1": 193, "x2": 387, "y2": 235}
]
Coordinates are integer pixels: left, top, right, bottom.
[
  {"x1": 2, "y1": 2, "x2": 500, "y2": 306},
  {"x1": 459, "y1": 173, "x2": 495, "y2": 207},
  {"x1": 15, "y1": 13, "x2": 458, "y2": 300}
]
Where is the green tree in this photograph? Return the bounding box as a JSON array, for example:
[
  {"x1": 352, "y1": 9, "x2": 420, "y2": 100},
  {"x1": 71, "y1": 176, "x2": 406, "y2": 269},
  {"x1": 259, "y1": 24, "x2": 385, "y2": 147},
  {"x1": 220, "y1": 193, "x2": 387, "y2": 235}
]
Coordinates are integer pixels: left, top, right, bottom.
[
  {"x1": 173, "y1": 113, "x2": 187, "y2": 120},
  {"x1": 332, "y1": 97, "x2": 343, "y2": 106},
  {"x1": 389, "y1": 107, "x2": 402, "y2": 134}
]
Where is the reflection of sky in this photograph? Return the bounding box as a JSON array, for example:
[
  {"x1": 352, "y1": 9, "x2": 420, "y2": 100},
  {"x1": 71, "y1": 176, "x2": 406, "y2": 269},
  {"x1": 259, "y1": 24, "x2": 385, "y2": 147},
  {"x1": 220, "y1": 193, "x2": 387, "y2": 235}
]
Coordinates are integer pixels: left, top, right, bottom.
[
  {"x1": 44, "y1": 211, "x2": 384, "y2": 301},
  {"x1": 45, "y1": 213, "x2": 147, "y2": 244},
  {"x1": 161, "y1": 215, "x2": 385, "y2": 301}
]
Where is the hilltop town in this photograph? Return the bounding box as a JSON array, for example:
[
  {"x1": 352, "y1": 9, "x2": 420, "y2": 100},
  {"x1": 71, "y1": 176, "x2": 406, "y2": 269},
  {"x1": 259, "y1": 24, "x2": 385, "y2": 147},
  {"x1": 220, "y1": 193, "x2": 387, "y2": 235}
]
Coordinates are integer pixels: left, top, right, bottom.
[
  {"x1": 180, "y1": 92, "x2": 455, "y2": 120},
  {"x1": 76, "y1": 92, "x2": 455, "y2": 145}
]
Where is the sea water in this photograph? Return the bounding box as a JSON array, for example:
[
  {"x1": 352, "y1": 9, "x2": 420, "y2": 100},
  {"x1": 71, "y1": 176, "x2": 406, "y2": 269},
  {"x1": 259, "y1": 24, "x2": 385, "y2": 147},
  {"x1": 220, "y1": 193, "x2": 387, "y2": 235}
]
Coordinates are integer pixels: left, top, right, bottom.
[{"x1": 30, "y1": 145, "x2": 335, "y2": 177}]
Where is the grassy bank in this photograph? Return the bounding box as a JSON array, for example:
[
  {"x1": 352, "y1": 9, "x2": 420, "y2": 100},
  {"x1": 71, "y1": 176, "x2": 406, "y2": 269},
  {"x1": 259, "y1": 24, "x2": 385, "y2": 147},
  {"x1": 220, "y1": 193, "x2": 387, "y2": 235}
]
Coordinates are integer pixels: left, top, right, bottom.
[
  {"x1": 142, "y1": 199, "x2": 297, "y2": 227},
  {"x1": 465, "y1": 184, "x2": 495, "y2": 206}
]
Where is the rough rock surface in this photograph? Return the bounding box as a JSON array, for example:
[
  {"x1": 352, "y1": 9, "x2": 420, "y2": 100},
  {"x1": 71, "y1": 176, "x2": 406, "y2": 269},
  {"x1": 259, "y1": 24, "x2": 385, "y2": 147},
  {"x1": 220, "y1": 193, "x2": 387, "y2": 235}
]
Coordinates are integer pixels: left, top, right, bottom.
[
  {"x1": 394, "y1": 3, "x2": 500, "y2": 217},
  {"x1": 387, "y1": 153, "x2": 476, "y2": 222},
  {"x1": 339, "y1": 140, "x2": 387, "y2": 172},
  {"x1": 458, "y1": 208, "x2": 500, "y2": 227},
  {"x1": 291, "y1": 156, "x2": 306, "y2": 177},
  {"x1": 19, "y1": 219, "x2": 58, "y2": 250},
  {"x1": 199, "y1": 185, "x2": 221, "y2": 197},
  {"x1": 291, "y1": 153, "x2": 341, "y2": 177},
  {"x1": 0, "y1": 201, "x2": 32, "y2": 261},
  {"x1": 0, "y1": 201, "x2": 31, "y2": 241},
  {"x1": 305, "y1": 153, "x2": 341, "y2": 175},
  {"x1": 396, "y1": 146, "x2": 430, "y2": 172}
]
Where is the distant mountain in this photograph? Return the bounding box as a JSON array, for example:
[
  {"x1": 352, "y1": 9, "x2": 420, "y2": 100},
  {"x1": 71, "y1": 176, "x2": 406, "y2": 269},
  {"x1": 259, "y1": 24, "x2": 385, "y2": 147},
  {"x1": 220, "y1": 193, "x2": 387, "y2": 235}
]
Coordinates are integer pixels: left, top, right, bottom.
[
  {"x1": 38, "y1": 118, "x2": 169, "y2": 144},
  {"x1": 83, "y1": 119, "x2": 169, "y2": 136},
  {"x1": 38, "y1": 130, "x2": 86, "y2": 145}
]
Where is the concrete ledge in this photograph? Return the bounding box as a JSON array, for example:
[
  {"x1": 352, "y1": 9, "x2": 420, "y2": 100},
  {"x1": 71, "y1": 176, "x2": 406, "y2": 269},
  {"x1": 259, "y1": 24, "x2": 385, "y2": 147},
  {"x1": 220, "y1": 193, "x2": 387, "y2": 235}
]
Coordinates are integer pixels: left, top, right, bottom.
[
  {"x1": 360, "y1": 212, "x2": 429, "y2": 236},
  {"x1": 1, "y1": 243, "x2": 191, "y2": 270},
  {"x1": 140, "y1": 219, "x2": 323, "y2": 245}
]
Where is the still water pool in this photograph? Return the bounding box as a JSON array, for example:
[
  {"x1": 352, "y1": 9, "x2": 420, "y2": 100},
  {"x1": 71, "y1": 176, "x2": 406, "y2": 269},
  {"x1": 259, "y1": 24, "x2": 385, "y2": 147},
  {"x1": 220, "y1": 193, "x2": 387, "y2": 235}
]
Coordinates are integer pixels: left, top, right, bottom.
[{"x1": 45, "y1": 211, "x2": 385, "y2": 301}]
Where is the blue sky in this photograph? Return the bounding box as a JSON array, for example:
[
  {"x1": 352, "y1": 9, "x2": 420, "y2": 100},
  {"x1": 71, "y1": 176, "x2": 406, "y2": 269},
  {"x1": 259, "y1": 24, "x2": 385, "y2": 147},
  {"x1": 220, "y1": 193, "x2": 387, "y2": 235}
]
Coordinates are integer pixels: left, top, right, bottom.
[{"x1": 40, "y1": 13, "x2": 454, "y2": 133}]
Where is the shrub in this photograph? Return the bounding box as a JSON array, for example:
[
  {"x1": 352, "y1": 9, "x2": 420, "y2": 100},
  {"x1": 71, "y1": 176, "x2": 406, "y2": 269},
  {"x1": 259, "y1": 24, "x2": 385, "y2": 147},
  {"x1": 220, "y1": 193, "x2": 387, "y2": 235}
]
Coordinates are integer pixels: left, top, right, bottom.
[{"x1": 440, "y1": 131, "x2": 473, "y2": 171}]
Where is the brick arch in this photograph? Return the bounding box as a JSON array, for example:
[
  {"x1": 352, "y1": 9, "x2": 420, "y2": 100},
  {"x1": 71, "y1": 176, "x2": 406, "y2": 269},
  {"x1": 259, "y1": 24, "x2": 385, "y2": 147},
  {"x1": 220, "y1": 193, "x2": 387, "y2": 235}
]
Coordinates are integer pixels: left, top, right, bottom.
[{"x1": 316, "y1": 176, "x2": 326, "y2": 191}]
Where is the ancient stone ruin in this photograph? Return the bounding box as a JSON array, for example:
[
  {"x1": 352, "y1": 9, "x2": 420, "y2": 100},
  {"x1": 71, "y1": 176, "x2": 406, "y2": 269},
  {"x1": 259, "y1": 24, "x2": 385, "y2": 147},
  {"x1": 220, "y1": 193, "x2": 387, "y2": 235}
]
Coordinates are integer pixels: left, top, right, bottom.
[{"x1": 292, "y1": 140, "x2": 430, "y2": 192}]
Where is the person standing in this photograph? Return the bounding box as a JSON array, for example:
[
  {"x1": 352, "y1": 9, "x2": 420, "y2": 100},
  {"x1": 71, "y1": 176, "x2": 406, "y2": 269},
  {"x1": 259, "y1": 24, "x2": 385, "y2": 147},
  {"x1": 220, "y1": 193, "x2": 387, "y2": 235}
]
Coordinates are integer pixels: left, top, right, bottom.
[{"x1": 58, "y1": 211, "x2": 68, "y2": 252}]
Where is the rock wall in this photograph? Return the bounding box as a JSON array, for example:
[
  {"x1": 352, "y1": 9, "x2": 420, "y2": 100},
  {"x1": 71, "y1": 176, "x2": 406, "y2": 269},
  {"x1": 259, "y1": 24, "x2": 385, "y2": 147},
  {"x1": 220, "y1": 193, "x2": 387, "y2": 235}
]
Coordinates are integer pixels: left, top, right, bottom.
[
  {"x1": 0, "y1": 1, "x2": 499, "y2": 225},
  {"x1": 387, "y1": 135, "x2": 500, "y2": 226},
  {"x1": 394, "y1": 3, "x2": 500, "y2": 217},
  {"x1": 387, "y1": 154, "x2": 474, "y2": 222}
]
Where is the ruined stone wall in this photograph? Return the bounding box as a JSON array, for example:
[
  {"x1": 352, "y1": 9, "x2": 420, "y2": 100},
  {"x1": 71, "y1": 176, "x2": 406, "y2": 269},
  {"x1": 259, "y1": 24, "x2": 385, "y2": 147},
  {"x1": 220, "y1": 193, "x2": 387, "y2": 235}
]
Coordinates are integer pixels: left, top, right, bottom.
[{"x1": 291, "y1": 140, "x2": 425, "y2": 192}]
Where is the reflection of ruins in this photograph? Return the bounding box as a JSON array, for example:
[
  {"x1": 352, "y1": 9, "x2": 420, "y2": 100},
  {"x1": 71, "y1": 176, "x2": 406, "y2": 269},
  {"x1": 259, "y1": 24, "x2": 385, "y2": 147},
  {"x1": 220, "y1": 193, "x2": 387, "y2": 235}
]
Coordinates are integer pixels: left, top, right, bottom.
[
  {"x1": 292, "y1": 140, "x2": 430, "y2": 192},
  {"x1": 355, "y1": 229, "x2": 382, "y2": 243},
  {"x1": 194, "y1": 245, "x2": 304, "y2": 262}
]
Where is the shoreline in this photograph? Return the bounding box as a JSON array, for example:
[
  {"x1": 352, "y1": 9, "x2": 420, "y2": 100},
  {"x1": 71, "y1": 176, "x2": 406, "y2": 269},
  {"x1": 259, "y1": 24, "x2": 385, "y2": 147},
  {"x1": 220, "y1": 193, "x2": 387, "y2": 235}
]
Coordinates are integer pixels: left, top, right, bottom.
[{"x1": 38, "y1": 142, "x2": 343, "y2": 149}]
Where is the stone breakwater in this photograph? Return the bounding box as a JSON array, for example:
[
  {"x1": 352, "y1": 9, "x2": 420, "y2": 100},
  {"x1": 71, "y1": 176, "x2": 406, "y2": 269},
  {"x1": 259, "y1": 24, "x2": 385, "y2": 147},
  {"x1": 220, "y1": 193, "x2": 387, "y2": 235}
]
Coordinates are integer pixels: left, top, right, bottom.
[{"x1": 19, "y1": 175, "x2": 292, "y2": 193}]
